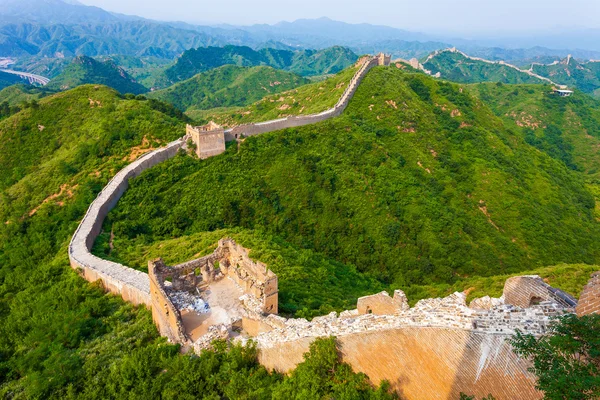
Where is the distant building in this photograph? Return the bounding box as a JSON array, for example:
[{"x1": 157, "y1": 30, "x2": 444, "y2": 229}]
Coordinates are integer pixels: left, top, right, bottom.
[
  {"x1": 186, "y1": 122, "x2": 226, "y2": 159},
  {"x1": 553, "y1": 89, "x2": 573, "y2": 97}
]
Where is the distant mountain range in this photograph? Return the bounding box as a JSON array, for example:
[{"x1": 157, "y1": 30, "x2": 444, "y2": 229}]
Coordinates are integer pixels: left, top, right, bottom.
[{"x1": 2, "y1": 0, "x2": 600, "y2": 65}]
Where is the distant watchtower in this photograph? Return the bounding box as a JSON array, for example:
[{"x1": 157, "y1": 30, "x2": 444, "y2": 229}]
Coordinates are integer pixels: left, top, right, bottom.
[
  {"x1": 377, "y1": 53, "x2": 391, "y2": 66},
  {"x1": 186, "y1": 122, "x2": 226, "y2": 159}
]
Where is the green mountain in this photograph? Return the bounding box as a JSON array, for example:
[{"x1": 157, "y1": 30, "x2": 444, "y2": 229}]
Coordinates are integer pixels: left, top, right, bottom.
[
  {"x1": 467, "y1": 82, "x2": 600, "y2": 179},
  {"x1": 0, "y1": 83, "x2": 53, "y2": 106},
  {"x1": 103, "y1": 66, "x2": 600, "y2": 298},
  {"x1": 0, "y1": 84, "x2": 392, "y2": 398},
  {"x1": 530, "y1": 57, "x2": 600, "y2": 97},
  {"x1": 148, "y1": 65, "x2": 309, "y2": 112},
  {"x1": 422, "y1": 50, "x2": 547, "y2": 85},
  {"x1": 0, "y1": 20, "x2": 221, "y2": 58},
  {"x1": 46, "y1": 56, "x2": 148, "y2": 94},
  {"x1": 193, "y1": 65, "x2": 358, "y2": 124},
  {"x1": 163, "y1": 45, "x2": 358, "y2": 86}
]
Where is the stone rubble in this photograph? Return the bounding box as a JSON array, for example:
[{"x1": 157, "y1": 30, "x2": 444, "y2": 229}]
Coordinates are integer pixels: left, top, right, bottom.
[
  {"x1": 168, "y1": 290, "x2": 210, "y2": 314},
  {"x1": 251, "y1": 292, "x2": 572, "y2": 349}
]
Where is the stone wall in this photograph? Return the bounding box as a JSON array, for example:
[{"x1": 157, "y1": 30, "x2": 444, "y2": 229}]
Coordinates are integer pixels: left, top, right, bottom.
[
  {"x1": 503, "y1": 275, "x2": 577, "y2": 308},
  {"x1": 224, "y1": 54, "x2": 384, "y2": 141},
  {"x1": 187, "y1": 123, "x2": 226, "y2": 159},
  {"x1": 148, "y1": 258, "x2": 192, "y2": 346},
  {"x1": 252, "y1": 290, "x2": 573, "y2": 400},
  {"x1": 68, "y1": 54, "x2": 388, "y2": 309},
  {"x1": 68, "y1": 138, "x2": 186, "y2": 307},
  {"x1": 258, "y1": 328, "x2": 542, "y2": 400},
  {"x1": 577, "y1": 272, "x2": 600, "y2": 316}
]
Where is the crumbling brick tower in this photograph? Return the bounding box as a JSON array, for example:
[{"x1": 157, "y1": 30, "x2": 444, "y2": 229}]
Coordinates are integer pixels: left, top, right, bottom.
[{"x1": 577, "y1": 272, "x2": 600, "y2": 316}]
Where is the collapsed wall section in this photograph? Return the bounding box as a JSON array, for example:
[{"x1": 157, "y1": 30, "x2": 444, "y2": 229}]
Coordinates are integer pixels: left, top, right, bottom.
[
  {"x1": 147, "y1": 238, "x2": 279, "y2": 349},
  {"x1": 148, "y1": 258, "x2": 192, "y2": 346},
  {"x1": 503, "y1": 275, "x2": 577, "y2": 308},
  {"x1": 218, "y1": 238, "x2": 278, "y2": 314}
]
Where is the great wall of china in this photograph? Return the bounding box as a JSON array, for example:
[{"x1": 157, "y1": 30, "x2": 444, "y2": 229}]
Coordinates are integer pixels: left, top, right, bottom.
[
  {"x1": 68, "y1": 53, "x2": 600, "y2": 399},
  {"x1": 417, "y1": 47, "x2": 567, "y2": 89}
]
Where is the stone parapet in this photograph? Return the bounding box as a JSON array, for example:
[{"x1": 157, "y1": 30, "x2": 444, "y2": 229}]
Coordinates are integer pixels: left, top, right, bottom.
[
  {"x1": 224, "y1": 54, "x2": 386, "y2": 141},
  {"x1": 68, "y1": 138, "x2": 186, "y2": 306}
]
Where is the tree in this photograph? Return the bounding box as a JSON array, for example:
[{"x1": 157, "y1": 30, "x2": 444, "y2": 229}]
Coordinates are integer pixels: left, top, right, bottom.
[
  {"x1": 271, "y1": 337, "x2": 398, "y2": 400},
  {"x1": 511, "y1": 314, "x2": 600, "y2": 400}
]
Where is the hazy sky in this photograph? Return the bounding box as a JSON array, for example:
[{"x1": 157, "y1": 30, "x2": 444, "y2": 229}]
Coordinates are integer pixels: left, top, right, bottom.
[{"x1": 79, "y1": 0, "x2": 599, "y2": 35}]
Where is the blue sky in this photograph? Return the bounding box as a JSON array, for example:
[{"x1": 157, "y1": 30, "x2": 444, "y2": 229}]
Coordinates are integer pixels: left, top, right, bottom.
[{"x1": 80, "y1": 0, "x2": 599, "y2": 34}]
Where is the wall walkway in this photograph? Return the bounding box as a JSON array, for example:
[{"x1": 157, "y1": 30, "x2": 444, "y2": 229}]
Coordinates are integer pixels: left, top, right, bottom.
[{"x1": 68, "y1": 55, "x2": 382, "y2": 307}]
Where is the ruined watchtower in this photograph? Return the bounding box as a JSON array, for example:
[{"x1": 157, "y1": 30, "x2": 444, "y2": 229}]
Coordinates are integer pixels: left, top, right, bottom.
[
  {"x1": 186, "y1": 122, "x2": 226, "y2": 159},
  {"x1": 377, "y1": 53, "x2": 391, "y2": 66}
]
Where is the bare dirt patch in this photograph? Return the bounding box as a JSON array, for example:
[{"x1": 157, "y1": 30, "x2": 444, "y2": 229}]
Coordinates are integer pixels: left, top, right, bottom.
[
  {"x1": 29, "y1": 183, "x2": 78, "y2": 216},
  {"x1": 386, "y1": 100, "x2": 398, "y2": 109},
  {"x1": 123, "y1": 136, "x2": 157, "y2": 162}
]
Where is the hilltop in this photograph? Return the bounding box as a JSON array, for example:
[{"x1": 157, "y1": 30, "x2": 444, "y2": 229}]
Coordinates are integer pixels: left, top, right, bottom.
[
  {"x1": 148, "y1": 65, "x2": 309, "y2": 112},
  {"x1": 422, "y1": 50, "x2": 547, "y2": 85},
  {"x1": 46, "y1": 56, "x2": 148, "y2": 94},
  {"x1": 530, "y1": 57, "x2": 600, "y2": 97},
  {"x1": 103, "y1": 66, "x2": 600, "y2": 296},
  {"x1": 0, "y1": 83, "x2": 53, "y2": 106},
  {"x1": 162, "y1": 45, "x2": 358, "y2": 86}
]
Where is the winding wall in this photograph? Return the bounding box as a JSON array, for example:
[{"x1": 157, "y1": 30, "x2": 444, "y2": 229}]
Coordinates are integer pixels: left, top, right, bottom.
[
  {"x1": 66, "y1": 54, "x2": 599, "y2": 399},
  {"x1": 225, "y1": 55, "x2": 380, "y2": 140},
  {"x1": 67, "y1": 55, "x2": 383, "y2": 307},
  {"x1": 421, "y1": 48, "x2": 566, "y2": 89},
  {"x1": 68, "y1": 138, "x2": 185, "y2": 306}
]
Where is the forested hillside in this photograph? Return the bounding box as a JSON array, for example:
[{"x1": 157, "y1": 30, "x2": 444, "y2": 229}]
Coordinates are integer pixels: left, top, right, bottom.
[
  {"x1": 467, "y1": 83, "x2": 600, "y2": 179},
  {"x1": 148, "y1": 65, "x2": 309, "y2": 112},
  {"x1": 0, "y1": 83, "x2": 52, "y2": 106},
  {"x1": 103, "y1": 66, "x2": 600, "y2": 296},
  {"x1": 46, "y1": 56, "x2": 148, "y2": 94},
  {"x1": 0, "y1": 83, "x2": 397, "y2": 398},
  {"x1": 530, "y1": 57, "x2": 600, "y2": 98},
  {"x1": 422, "y1": 51, "x2": 546, "y2": 85},
  {"x1": 163, "y1": 45, "x2": 358, "y2": 86}
]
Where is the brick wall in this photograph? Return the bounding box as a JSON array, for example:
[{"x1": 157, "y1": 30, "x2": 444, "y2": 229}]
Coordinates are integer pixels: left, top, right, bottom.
[
  {"x1": 576, "y1": 272, "x2": 600, "y2": 316},
  {"x1": 503, "y1": 275, "x2": 577, "y2": 308},
  {"x1": 258, "y1": 327, "x2": 542, "y2": 400},
  {"x1": 224, "y1": 55, "x2": 383, "y2": 141}
]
